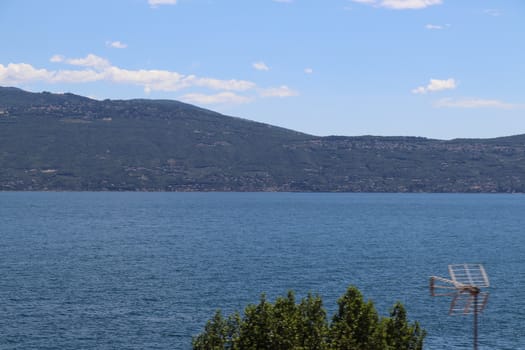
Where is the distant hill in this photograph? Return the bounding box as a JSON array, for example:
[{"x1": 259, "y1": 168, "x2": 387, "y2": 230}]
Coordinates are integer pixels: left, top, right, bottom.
[{"x1": 1, "y1": 86, "x2": 525, "y2": 192}]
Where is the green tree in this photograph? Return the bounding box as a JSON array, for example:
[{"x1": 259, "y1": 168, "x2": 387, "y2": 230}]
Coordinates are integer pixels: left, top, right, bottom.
[
  {"x1": 329, "y1": 286, "x2": 383, "y2": 350},
  {"x1": 297, "y1": 293, "x2": 329, "y2": 350},
  {"x1": 238, "y1": 294, "x2": 275, "y2": 350},
  {"x1": 193, "y1": 286, "x2": 425, "y2": 350},
  {"x1": 193, "y1": 310, "x2": 241, "y2": 350},
  {"x1": 192, "y1": 310, "x2": 229, "y2": 350},
  {"x1": 272, "y1": 291, "x2": 300, "y2": 349},
  {"x1": 381, "y1": 302, "x2": 426, "y2": 350}
]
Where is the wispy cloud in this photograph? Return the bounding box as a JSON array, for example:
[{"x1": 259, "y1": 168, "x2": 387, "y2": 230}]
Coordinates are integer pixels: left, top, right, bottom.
[
  {"x1": 412, "y1": 78, "x2": 456, "y2": 94},
  {"x1": 483, "y1": 9, "x2": 501, "y2": 17},
  {"x1": 304, "y1": 68, "x2": 313, "y2": 74},
  {"x1": 253, "y1": 62, "x2": 270, "y2": 71},
  {"x1": 260, "y1": 85, "x2": 299, "y2": 98},
  {"x1": 106, "y1": 41, "x2": 128, "y2": 49},
  {"x1": 50, "y1": 55, "x2": 64, "y2": 63},
  {"x1": 52, "y1": 69, "x2": 105, "y2": 83},
  {"x1": 148, "y1": 0, "x2": 177, "y2": 8},
  {"x1": 65, "y1": 54, "x2": 111, "y2": 69},
  {"x1": 425, "y1": 24, "x2": 442, "y2": 30},
  {"x1": 1, "y1": 54, "x2": 298, "y2": 105},
  {"x1": 179, "y1": 92, "x2": 253, "y2": 105},
  {"x1": 352, "y1": 0, "x2": 442, "y2": 10},
  {"x1": 425, "y1": 23, "x2": 450, "y2": 30},
  {"x1": 50, "y1": 53, "x2": 111, "y2": 69},
  {"x1": 2, "y1": 54, "x2": 254, "y2": 92},
  {"x1": 273, "y1": 0, "x2": 293, "y2": 3},
  {"x1": 434, "y1": 98, "x2": 520, "y2": 109}
]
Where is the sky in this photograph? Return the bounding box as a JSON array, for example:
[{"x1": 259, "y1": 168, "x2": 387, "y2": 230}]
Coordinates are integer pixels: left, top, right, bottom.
[{"x1": 0, "y1": 0, "x2": 524, "y2": 140}]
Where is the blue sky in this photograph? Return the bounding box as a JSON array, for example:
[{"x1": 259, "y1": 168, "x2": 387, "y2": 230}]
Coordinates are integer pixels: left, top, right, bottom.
[{"x1": 0, "y1": 0, "x2": 523, "y2": 139}]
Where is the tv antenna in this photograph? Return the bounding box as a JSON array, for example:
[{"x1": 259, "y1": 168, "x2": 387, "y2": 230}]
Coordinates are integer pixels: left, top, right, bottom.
[{"x1": 430, "y1": 264, "x2": 490, "y2": 350}]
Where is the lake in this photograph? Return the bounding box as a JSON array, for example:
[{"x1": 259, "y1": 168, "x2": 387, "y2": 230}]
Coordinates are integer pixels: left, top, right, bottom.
[{"x1": 0, "y1": 193, "x2": 524, "y2": 349}]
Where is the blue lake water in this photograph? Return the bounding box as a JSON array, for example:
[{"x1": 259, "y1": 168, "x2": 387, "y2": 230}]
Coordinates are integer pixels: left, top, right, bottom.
[{"x1": 0, "y1": 193, "x2": 524, "y2": 349}]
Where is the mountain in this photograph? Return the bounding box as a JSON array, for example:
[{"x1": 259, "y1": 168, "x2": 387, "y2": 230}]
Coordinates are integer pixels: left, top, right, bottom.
[{"x1": 1, "y1": 86, "x2": 525, "y2": 192}]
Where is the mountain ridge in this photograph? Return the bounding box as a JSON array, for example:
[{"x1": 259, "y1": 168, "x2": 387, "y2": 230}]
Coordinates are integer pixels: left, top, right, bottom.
[{"x1": 1, "y1": 87, "x2": 525, "y2": 192}]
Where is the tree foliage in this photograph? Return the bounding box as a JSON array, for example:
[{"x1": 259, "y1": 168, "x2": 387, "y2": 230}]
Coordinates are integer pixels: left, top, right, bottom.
[
  {"x1": 193, "y1": 286, "x2": 425, "y2": 350},
  {"x1": 381, "y1": 302, "x2": 425, "y2": 350},
  {"x1": 329, "y1": 286, "x2": 382, "y2": 350}
]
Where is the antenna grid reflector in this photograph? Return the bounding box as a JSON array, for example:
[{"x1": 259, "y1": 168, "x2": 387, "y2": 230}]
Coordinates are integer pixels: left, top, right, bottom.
[{"x1": 448, "y1": 264, "x2": 490, "y2": 288}]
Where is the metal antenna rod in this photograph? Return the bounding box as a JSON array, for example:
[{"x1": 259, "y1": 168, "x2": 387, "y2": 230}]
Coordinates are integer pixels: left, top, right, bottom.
[
  {"x1": 473, "y1": 292, "x2": 478, "y2": 350},
  {"x1": 430, "y1": 264, "x2": 489, "y2": 350}
]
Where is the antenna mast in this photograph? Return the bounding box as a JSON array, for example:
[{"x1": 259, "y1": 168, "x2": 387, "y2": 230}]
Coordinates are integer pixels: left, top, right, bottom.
[{"x1": 430, "y1": 264, "x2": 490, "y2": 350}]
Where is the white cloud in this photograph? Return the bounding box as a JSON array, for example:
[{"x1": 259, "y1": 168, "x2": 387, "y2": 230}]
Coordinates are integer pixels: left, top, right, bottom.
[
  {"x1": 106, "y1": 41, "x2": 128, "y2": 49},
  {"x1": 180, "y1": 92, "x2": 253, "y2": 105},
  {"x1": 103, "y1": 65, "x2": 255, "y2": 92},
  {"x1": 1, "y1": 55, "x2": 298, "y2": 104},
  {"x1": 352, "y1": 0, "x2": 442, "y2": 10},
  {"x1": 381, "y1": 0, "x2": 442, "y2": 9},
  {"x1": 194, "y1": 76, "x2": 257, "y2": 91},
  {"x1": 148, "y1": 0, "x2": 177, "y2": 7},
  {"x1": 412, "y1": 78, "x2": 456, "y2": 94},
  {"x1": 2, "y1": 54, "x2": 256, "y2": 93},
  {"x1": 0, "y1": 63, "x2": 53, "y2": 84},
  {"x1": 260, "y1": 85, "x2": 299, "y2": 98},
  {"x1": 484, "y1": 9, "x2": 501, "y2": 16},
  {"x1": 103, "y1": 66, "x2": 184, "y2": 89},
  {"x1": 304, "y1": 68, "x2": 313, "y2": 74},
  {"x1": 273, "y1": 0, "x2": 293, "y2": 3},
  {"x1": 434, "y1": 98, "x2": 519, "y2": 109},
  {"x1": 425, "y1": 24, "x2": 450, "y2": 30},
  {"x1": 0, "y1": 63, "x2": 105, "y2": 85},
  {"x1": 50, "y1": 55, "x2": 64, "y2": 63},
  {"x1": 65, "y1": 54, "x2": 111, "y2": 69},
  {"x1": 52, "y1": 69, "x2": 104, "y2": 83},
  {"x1": 425, "y1": 24, "x2": 443, "y2": 30},
  {"x1": 252, "y1": 61, "x2": 270, "y2": 71}
]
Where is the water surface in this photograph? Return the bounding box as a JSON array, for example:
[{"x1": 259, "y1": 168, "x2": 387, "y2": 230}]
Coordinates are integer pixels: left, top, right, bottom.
[{"x1": 1, "y1": 193, "x2": 524, "y2": 349}]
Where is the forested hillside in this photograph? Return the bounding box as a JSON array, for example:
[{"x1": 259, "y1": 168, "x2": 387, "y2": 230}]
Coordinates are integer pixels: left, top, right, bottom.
[{"x1": 1, "y1": 87, "x2": 525, "y2": 192}]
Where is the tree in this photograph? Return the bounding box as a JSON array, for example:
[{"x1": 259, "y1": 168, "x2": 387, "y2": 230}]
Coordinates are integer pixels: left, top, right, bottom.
[
  {"x1": 297, "y1": 293, "x2": 329, "y2": 350},
  {"x1": 193, "y1": 310, "x2": 241, "y2": 350},
  {"x1": 272, "y1": 291, "x2": 301, "y2": 350},
  {"x1": 329, "y1": 286, "x2": 383, "y2": 350},
  {"x1": 236, "y1": 291, "x2": 328, "y2": 350},
  {"x1": 381, "y1": 302, "x2": 426, "y2": 350},
  {"x1": 238, "y1": 294, "x2": 275, "y2": 350},
  {"x1": 192, "y1": 286, "x2": 425, "y2": 350}
]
